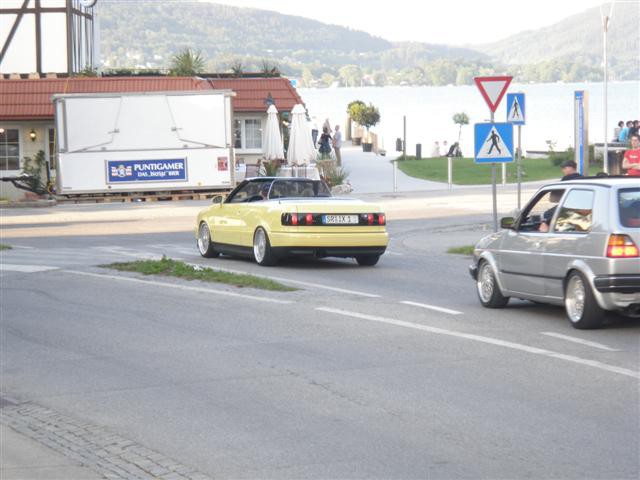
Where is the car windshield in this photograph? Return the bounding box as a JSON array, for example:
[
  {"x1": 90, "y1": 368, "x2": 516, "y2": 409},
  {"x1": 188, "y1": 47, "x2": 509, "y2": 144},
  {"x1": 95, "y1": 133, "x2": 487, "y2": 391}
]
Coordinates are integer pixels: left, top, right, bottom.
[
  {"x1": 619, "y1": 188, "x2": 640, "y2": 228},
  {"x1": 269, "y1": 179, "x2": 331, "y2": 199}
]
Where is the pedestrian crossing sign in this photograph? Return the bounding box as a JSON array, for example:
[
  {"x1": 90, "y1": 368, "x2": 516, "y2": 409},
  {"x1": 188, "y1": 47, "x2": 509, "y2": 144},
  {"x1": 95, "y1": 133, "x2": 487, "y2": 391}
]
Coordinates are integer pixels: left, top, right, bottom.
[
  {"x1": 506, "y1": 93, "x2": 525, "y2": 125},
  {"x1": 474, "y1": 123, "x2": 514, "y2": 163}
]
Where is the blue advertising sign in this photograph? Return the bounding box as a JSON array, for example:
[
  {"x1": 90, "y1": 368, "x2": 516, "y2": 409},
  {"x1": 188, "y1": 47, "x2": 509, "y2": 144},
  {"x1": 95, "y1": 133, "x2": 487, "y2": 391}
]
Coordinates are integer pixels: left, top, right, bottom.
[
  {"x1": 474, "y1": 123, "x2": 514, "y2": 164},
  {"x1": 574, "y1": 91, "x2": 587, "y2": 175},
  {"x1": 106, "y1": 159, "x2": 187, "y2": 183},
  {"x1": 506, "y1": 93, "x2": 525, "y2": 125}
]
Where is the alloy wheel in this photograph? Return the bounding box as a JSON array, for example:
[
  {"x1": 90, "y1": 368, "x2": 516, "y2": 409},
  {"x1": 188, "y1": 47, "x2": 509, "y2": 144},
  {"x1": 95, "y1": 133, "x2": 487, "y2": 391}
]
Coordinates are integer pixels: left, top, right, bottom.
[{"x1": 565, "y1": 275, "x2": 586, "y2": 323}]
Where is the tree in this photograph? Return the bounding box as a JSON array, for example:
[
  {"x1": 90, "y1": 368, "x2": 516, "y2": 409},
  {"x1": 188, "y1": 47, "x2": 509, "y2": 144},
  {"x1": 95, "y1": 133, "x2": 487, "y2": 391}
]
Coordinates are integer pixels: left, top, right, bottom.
[
  {"x1": 347, "y1": 100, "x2": 366, "y2": 123},
  {"x1": 338, "y1": 65, "x2": 362, "y2": 87},
  {"x1": 169, "y1": 48, "x2": 205, "y2": 76},
  {"x1": 230, "y1": 61, "x2": 244, "y2": 77},
  {"x1": 355, "y1": 103, "x2": 380, "y2": 143},
  {"x1": 260, "y1": 60, "x2": 281, "y2": 77},
  {"x1": 453, "y1": 112, "x2": 469, "y2": 144}
]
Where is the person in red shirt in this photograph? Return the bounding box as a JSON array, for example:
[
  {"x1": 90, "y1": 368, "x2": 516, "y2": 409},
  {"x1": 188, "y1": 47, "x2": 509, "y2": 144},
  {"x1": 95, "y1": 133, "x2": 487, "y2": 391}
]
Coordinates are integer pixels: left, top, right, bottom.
[{"x1": 622, "y1": 134, "x2": 640, "y2": 176}]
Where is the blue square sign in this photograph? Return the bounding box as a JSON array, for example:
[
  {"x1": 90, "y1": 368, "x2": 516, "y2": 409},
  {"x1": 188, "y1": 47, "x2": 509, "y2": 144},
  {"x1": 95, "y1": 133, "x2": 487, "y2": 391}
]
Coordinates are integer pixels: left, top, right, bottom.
[
  {"x1": 474, "y1": 123, "x2": 514, "y2": 164},
  {"x1": 506, "y1": 93, "x2": 525, "y2": 125}
]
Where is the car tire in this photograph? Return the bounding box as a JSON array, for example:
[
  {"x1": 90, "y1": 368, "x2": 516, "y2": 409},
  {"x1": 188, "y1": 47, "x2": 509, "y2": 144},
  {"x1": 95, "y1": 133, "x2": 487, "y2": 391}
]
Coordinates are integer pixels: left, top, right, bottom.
[
  {"x1": 564, "y1": 271, "x2": 604, "y2": 329},
  {"x1": 253, "y1": 227, "x2": 277, "y2": 266},
  {"x1": 197, "y1": 222, "x2": 219, "y2": 258},
  {"x1": 476, "y1": 260, "x2": 509, "y2": 308},
  {"x1": 355, "y1": 255, "x2": 380, "y2": 266}
]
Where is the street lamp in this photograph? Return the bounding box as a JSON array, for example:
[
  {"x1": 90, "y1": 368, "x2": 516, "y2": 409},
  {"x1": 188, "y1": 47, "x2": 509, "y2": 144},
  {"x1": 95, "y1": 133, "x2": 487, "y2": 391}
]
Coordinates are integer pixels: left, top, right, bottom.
[{"x1": 601, "y1": 1, "x2": 616, "y2": 175}]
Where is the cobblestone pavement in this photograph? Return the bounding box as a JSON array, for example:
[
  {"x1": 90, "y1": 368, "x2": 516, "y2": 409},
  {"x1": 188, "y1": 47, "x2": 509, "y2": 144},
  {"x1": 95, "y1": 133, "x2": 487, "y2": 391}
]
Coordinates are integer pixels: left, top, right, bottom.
[{"x1": 1, "y1": 400, "x2": 211, "y2": 480}]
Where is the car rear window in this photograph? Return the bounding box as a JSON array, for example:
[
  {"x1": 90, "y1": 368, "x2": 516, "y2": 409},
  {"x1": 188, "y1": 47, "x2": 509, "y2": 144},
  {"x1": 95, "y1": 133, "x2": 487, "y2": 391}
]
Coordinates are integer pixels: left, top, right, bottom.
[{"x1": 619, "y1": 188, "x2": 640, "y2": 228}]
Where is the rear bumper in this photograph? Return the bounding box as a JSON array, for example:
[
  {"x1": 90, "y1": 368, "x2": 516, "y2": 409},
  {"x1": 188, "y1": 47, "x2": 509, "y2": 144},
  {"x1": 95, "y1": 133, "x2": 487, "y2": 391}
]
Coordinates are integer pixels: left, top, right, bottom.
[
  {"x1": 593, "y1": 275, "x2": 640, "y2": 294},
  {"x1": 269, "y1": 231, "x2": 389, "y2": 248},
  {"x1": 272, "y1": 245, "x2": 387, "y2": 259}
]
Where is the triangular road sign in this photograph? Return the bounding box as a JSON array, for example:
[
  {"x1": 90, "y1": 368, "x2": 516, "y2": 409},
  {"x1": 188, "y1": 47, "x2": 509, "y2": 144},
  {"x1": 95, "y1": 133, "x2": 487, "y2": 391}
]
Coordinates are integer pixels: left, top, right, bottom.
[{"x1": 474, "y1": 76, "x2": 512, "y2": 112}]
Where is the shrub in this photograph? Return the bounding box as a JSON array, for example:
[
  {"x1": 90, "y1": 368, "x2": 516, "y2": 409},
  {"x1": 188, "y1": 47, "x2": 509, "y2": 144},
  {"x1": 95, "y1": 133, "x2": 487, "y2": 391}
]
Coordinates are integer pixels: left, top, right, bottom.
[{"x1": 316, "y1": 160, "x2": 350, "y2": 188}]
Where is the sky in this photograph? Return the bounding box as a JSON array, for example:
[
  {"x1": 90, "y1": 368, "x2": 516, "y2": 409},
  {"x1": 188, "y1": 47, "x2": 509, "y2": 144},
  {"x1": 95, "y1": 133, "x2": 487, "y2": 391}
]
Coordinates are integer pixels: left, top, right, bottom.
[{"x1": 200, "y1": 0, "x2": 620, "y2": 45}]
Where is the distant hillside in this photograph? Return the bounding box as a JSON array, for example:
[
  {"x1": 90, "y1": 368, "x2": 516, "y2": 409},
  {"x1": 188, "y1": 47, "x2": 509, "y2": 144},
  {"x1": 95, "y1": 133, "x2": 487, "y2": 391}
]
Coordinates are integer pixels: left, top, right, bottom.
[
  {"x1": 97, "y1": 0, "x2": 638, "y2": 85},
  {"x1": 98, "y1": 0, "x2": 490, "y2": 85},
  {"x1": 480, "y1": 3, "x2": 639, "y2": 80}
]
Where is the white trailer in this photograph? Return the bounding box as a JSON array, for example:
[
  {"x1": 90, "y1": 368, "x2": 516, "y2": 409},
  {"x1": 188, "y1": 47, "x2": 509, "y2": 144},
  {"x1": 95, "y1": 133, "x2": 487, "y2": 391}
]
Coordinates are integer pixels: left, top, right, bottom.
[{"x1": 53, "y1": 90, "x2": 235, "y2": 195}]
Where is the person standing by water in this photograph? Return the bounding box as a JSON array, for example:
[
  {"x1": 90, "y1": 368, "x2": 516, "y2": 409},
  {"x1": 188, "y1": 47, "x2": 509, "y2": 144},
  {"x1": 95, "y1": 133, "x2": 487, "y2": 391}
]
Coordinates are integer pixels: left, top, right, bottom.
[
  {"x1": 431, "y1": 141, "x2": 441, "y2": 157},
  {"x1": 613, "y1": 121, "x2": 624, "y2": 142},
  {"x1": 332, "y1": 125, "x2": 343, "y2": 166},
  {"x1": 622, "y1": 134, "x2": 640, "y2": 176},
  {"x1": 318, "y1": 126, "x2": 332, "y2": 159}
]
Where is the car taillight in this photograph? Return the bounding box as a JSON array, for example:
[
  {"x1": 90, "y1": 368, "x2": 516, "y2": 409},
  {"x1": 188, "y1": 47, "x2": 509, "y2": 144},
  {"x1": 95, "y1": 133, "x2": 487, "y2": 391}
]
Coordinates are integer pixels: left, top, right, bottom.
[
  {"x1": 377, "y1": 214, "x2": 386, "y2": 225},
  {"x1": 367, "y1": 213, "x2": 374, "y2": 225},
  {"x1": 607, "y1": 234, "x2": 639, "y2": 258},
  {"x1": 281, "y1": 213, "x2": 316, "y2": 226}
]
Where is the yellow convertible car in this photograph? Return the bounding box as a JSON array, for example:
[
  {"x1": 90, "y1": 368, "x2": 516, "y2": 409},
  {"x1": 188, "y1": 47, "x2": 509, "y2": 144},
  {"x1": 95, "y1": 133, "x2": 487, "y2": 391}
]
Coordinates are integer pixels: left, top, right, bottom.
[{"x1": 196, "y1": 177, "x2": 389, "y2": 266}]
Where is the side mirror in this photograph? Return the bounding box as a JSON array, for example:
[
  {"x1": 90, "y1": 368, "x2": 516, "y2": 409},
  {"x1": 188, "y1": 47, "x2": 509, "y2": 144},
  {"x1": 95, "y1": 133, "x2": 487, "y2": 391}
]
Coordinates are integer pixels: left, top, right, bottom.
[
  {"x1": 500, "y1": 217, "x2": 515, "y2": 229},
  {"x1": 211, "y1": 194, "x2": 226, "y2": 204}
]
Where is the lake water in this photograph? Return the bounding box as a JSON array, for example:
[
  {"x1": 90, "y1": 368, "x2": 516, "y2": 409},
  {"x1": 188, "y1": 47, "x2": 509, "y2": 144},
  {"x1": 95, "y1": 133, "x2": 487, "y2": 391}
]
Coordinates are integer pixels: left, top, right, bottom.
[{"x1": 299, "y1": 81, "x2": 639, "y2": 157}]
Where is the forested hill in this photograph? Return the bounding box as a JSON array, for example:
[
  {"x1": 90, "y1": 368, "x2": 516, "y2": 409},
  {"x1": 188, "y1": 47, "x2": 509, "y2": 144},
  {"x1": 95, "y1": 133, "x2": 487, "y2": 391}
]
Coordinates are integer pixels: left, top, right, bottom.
[
  {"x1": 480, "y1": 2, "x2": 639, "y2": 80},
  {"x1": 98, "y1": 0, "x2": 638, "y2": 86}
]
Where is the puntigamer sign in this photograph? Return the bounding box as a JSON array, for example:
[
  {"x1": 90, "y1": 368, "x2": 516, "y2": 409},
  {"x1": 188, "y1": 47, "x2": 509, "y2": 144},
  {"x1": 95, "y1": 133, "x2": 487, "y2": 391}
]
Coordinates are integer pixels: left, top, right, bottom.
[{"x1": 106, "y1": 159, "x2": 187, "y2": 183}]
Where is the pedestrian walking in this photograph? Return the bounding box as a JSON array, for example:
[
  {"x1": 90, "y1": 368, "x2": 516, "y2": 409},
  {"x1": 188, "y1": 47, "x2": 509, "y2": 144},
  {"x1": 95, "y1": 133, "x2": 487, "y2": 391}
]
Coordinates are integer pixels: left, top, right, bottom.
[{"x1": 332, "y1": 125, "x2": 343, "y2": 166}]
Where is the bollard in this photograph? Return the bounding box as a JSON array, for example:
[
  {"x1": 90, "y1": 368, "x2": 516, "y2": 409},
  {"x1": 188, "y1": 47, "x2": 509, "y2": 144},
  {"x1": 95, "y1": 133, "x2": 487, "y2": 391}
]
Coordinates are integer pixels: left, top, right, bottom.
[{"x1": 416, "y1": 143, "x2": 421, "y2": 160}]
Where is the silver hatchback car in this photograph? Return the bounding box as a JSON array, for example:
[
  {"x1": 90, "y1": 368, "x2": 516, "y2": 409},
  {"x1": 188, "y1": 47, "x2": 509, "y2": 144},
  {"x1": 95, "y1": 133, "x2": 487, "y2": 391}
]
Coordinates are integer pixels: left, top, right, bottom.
[{"x1": 469, "y1": 177, "x2": 640, "y2": 329}]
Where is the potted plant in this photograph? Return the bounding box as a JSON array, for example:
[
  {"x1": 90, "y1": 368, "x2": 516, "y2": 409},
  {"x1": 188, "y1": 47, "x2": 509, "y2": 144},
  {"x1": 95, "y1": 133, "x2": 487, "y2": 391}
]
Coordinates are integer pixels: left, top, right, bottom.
[
  {"x1": 347, "y1": 100, "x2": 365, "y2": 146},
  {"x1": 356, "y1": 103, "x2": 380, "y2": 152}
]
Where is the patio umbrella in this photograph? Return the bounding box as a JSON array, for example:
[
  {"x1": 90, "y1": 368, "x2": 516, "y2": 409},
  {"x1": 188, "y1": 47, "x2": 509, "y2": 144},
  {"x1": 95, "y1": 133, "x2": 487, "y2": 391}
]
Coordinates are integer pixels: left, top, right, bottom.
[
  {"x1": 262, "y1": 105, "x2": 284, "y2": 160},
  {"x1": 286, "y1": 104, "x2": 317, "y2": 165}
]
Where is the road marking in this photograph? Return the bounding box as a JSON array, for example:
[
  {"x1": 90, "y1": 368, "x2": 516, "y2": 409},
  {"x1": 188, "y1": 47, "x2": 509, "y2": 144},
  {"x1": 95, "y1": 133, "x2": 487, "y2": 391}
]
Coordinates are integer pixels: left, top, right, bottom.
[
  {"x1": 401, "y1": 300, "x2": 463, "y2": 315},
  {"x1": 187, "y1": 263, "x2": 380, "y2": 298},
  {"x1": 92, "y1": 246, "x2": 160, "y2": 259},
  {"x1": 541, "y1": 332, "x2": 621, "y2": 352},
  {"x1": 316, "y1": 307, "x2": 639, "y2": 380},
  {"x1": 0, "y1": 264, "x2": 58, "y2": 273},
  {"x1": 63, "y1": 270, "x2": 293, "y2": 304}
]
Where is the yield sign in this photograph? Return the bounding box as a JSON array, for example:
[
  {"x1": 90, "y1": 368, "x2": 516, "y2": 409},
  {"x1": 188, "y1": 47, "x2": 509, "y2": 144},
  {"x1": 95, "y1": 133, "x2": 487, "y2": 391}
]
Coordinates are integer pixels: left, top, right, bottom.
[{"x1": 474, "y1": 76, "x2": 512, "y2": 112}]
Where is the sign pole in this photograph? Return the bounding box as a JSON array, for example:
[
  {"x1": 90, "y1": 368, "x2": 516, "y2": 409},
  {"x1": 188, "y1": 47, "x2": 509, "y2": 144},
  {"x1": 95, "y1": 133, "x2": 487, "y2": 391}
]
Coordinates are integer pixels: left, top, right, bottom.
[
  {"x1": 517, "y1": 125, "x2": 522, "y2": 210},
  {"x1": 490, "y1": 111, "x2": 498, "y2": 232}
]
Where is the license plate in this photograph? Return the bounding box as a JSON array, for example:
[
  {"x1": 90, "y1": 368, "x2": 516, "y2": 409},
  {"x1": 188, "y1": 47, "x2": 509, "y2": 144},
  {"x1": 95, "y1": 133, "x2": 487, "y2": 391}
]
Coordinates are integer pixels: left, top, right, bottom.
[{"x1": 322, "y1": 214, "x2": 358, "y2": 225}]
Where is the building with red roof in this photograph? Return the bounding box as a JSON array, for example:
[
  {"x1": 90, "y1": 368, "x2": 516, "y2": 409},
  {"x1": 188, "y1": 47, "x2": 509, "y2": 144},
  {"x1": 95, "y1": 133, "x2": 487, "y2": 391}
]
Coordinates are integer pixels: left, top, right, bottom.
[{"x1": 0, "y1": 76, "x2": 304, "y2": 198}]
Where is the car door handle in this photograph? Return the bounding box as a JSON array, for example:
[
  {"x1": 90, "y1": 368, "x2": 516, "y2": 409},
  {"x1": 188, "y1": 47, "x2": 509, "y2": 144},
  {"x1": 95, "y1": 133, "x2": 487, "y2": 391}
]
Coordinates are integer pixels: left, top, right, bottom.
[{"x1": 534, "y1": 241, "x2": 542, "y2": 248}]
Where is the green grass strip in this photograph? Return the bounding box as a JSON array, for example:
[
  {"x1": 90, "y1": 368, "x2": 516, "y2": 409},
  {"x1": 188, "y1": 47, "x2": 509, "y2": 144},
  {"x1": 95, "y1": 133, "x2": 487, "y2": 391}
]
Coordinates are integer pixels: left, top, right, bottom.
[
  {"x1": 447, "y1": 245, "x2": 475, "y2": 256},
  {"x1": 0, "y1": 244, "x2": 12, "y2": 251},
  {"x1": 397, "y1": 156, "x2": 563, "y2": 185},
  {"x1": 101, "y1": 256, "x2": 297, "y2": 292}
]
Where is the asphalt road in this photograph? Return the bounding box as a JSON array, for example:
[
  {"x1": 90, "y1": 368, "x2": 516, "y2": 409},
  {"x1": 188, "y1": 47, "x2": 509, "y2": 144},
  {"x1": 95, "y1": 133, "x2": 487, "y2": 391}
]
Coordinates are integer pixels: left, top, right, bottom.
[{"x1": 2, "y1": 216, "x2": 639, "y2": 479}]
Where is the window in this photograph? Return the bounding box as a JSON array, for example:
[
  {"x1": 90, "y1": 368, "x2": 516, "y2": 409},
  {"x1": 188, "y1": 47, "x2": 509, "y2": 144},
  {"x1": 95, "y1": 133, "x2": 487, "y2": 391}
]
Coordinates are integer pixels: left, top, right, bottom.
[
  {"x1": 517, "y1": 189, "x2": 565, "y2": 232},
  {"x1": 233, "y1": 118, "x2": 262, "y2": 150},
  {"x1": 554, "y1": 189, "x2": 594, "y2": 233},
  {"x1": 48, "y1": 128, "x2": 58, "y2": 170},
  {"x1": 619, "y1": 188, "x2": 640, "y2": 228},
  {"x1": 244, "y1": 119, "x2": 261, "y2": 149},
  {"x1": 0, "y1": 128, "x2": 20, "y2": 171}
]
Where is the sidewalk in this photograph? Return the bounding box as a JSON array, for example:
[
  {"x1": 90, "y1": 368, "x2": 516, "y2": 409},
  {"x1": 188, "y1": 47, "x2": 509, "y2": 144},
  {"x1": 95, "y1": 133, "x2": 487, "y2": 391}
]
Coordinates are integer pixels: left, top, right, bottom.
[
  {"x1": 340, "y1": 141, "x2": 548, "y2": 195},
  {"x1": 1, "y1": 424, "x2": 104, "y2": 479}
]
